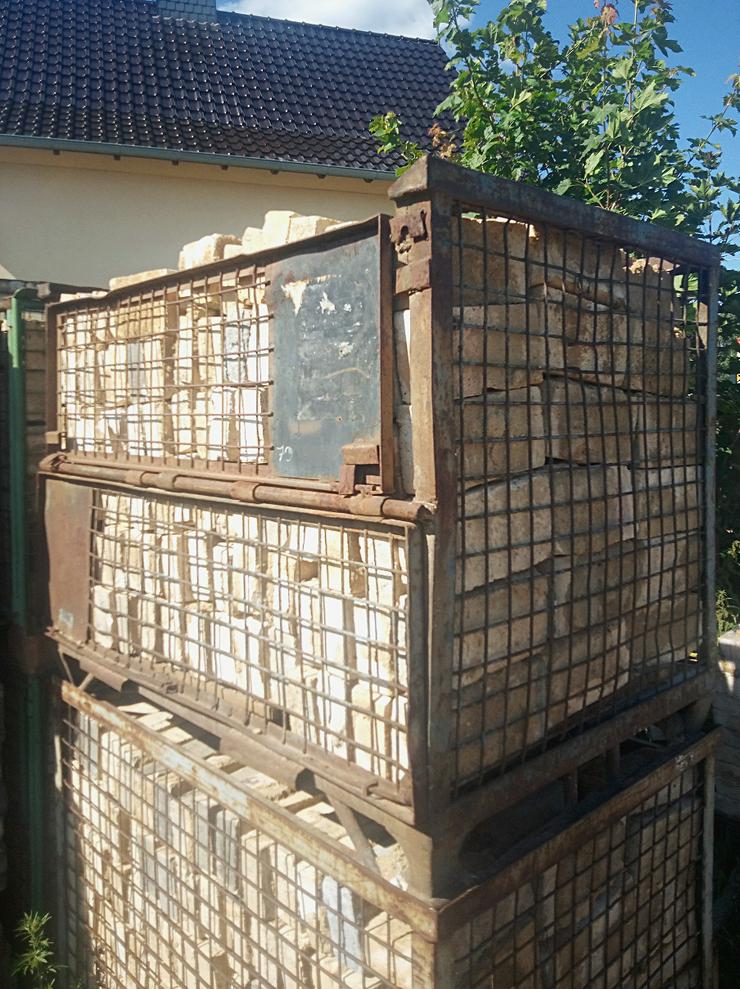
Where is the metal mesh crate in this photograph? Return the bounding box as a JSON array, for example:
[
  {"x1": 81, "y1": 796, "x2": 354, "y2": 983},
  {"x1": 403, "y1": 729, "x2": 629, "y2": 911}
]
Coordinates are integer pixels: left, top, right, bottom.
[
  {"x1": 44, "y1": 156, "x2": 718, "y2": 868},
  {"x1": 53, "y1": 680, "x2": 716, "y2": 989},
  {"x1": 0, "y1": 290, "x2": 48, "y2": 630},
  {"x1": 387, "y1": 157, "x2": 717, "y2": 801}
]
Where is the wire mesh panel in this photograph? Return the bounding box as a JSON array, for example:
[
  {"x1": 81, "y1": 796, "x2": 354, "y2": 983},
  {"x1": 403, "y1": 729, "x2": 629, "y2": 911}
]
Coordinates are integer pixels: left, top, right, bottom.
[
  {"x1": 54, "y1": 684, "x2": 714, "y2": 989},
  {"x1": 448, "y1": 749, "x2": 709, "y2": 989},
  {"x1": 56, "y1": 687, "x2": 422, "y2": 989},
  {"x1": 55, "y1": 266, "x2": 271, "y2": 468},
  {"x1": 50, "y1": 220, "x2": 391, "y2": 486},
  {"x1": 81, "y1": 486, "x2": 411, "y2": 789},
  {"x1": 441, "y1": 200, "x2": 712, "y2": 791}
]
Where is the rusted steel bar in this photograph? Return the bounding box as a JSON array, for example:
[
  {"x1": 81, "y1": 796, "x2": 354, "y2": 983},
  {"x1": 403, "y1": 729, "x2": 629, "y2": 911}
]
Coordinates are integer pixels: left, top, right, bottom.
[
  {"x1": 389, "y1": 155, "x2": 721, "y2": 267},
  {"x1": 38, "y1": 455, "x2": 428, "y2": 523}
]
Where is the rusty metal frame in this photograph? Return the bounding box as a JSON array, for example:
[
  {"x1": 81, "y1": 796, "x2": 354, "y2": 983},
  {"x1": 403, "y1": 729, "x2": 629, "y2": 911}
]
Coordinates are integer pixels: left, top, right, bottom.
[
  {"x1": 389, "y1": 157, "x2": 721, "y2": 269},
  {"x1": 387, "y1": 155, "x2": 718, "y2": 818},
  {"x1": 46, "y1": 218, "x2": 398, "y2": 497}
]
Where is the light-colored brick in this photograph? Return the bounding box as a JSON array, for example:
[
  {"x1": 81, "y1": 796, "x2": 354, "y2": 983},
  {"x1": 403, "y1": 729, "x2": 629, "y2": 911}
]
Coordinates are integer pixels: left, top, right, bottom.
[
  {"x1": 178, "y1": 233, "x2": 241, "y2": 271},
  {"x1": 632, "y1": 396, "x2": 698, "y2": 465},
  {"x1": 452, "y1": 304, "x2": 565, "y2": 396},
  {"x1": 454, "y1": 651, "x2": 548, "y2": 779},
  {"x1": 542, "y1": 542, "x2": 640, "y2": 638},
  {"x1": 454, "y1": 571, "x2": 550, "y2": 681},
  {"x1": 548, "y1": 619, "x2": 630, "y2": 725},
  {"x1": 457, "y1": 470, "x2": 552, "y2": 590},
  {"x1": 460, "y1": 386, "x2": 545, "y2": 482},
  {"x1": 551, "y1": 464, "x2": 634, "y2": 556},
  {"x1": 632, "y1": 465, "x2": 701, "y2": 538},
  {"x1": 542, "y1": 377, "x2": 633, "y2": 464},
  {"x1": 108, "y1": 269, "x2": 175, "y2": 291}
]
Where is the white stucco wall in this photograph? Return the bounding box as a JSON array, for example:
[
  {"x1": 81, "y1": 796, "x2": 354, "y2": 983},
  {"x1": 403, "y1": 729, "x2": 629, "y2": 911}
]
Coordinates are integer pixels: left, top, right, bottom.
[{"x1": 0, "y1": 147, "x2": 395, "y2": 286}]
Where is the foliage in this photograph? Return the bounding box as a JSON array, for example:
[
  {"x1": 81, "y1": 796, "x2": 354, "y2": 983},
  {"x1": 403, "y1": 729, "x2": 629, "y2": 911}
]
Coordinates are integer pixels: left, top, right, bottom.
[
  {"x1": 371, "y1": 0, "x2": 740, "y2": 629},
  {"x1": 371, "y1": 0, "x2": 740, "y2": 242},
  {"x1": 11, "y1": 912, "x2": 84, "y2": 989},
  {"x1": 12, "y1": 913, "x2": 58, "y2": 989}
]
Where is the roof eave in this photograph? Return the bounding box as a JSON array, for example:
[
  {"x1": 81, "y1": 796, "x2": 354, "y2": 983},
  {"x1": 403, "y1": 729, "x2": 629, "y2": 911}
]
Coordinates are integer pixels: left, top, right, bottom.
[{"x1": 0, "y1": 134, "x2": 396, "y2": 182}]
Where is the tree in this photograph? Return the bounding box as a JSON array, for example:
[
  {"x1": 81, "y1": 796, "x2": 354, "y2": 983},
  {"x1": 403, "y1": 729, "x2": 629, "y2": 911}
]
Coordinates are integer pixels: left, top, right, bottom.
[{"x1": 372, "y1": 0, "x2": 740, "y2": 628}]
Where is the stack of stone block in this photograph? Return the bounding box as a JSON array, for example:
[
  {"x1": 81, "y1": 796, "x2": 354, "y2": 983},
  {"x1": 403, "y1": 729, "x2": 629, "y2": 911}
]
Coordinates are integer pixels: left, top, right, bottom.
[
  {"x1": 58, "y1": 687, "x2": 707, "y2": 989},
  {"x1": 390, "y1": 212, "x2": 703, "y2": 788}
]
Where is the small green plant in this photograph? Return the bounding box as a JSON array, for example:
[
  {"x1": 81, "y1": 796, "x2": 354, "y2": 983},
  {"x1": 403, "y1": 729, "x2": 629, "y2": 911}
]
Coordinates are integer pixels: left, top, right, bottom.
[
  {"x1": 12, "y1": 913, "x2": 58, "y2": 989},
  {"x1": 11, "y1": 912, "x2": 85, "y2": 989}
]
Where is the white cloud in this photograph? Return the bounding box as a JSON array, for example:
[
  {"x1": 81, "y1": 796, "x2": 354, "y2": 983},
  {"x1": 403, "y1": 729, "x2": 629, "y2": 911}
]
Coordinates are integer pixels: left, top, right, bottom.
[{"x1": 221, "y1": 0, "x2": 436, "y2": 39}]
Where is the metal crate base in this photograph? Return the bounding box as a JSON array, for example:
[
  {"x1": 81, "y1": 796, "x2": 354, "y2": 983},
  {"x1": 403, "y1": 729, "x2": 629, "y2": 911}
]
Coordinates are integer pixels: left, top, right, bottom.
[
  {"x1": 55, "y1": 641, "x2": 712, "y2": 898},
  {"x1": 52, "y1": 679, "x2": 716, "y2": 989}
]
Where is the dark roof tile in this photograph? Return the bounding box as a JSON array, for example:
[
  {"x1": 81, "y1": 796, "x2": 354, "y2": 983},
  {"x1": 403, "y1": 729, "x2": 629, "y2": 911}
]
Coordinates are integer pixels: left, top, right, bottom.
[{"x1": 0, "y1": 0, "x2": 451, "y2": 170}]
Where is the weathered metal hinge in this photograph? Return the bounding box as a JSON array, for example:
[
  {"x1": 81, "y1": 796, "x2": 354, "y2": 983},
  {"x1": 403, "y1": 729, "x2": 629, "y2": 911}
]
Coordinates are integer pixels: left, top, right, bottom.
[{"x1": 338, "y1": 442, "x2": 381, "y2": 495}]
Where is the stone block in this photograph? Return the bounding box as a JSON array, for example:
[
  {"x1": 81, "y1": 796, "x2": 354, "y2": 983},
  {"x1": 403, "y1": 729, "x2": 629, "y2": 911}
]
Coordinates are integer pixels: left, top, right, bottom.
[
  {"x1": 254, "y1": 211, "x2": 341, "y2": 251},
  {"x1": 623, "y1": 331, "x2": 691, "y2": 398},
  {"x1": 178, "y1": 233, "x2": 241, "y2": 271},
  {"x1": 452, "y1": 304, "x2": 565, "y2": 396},
  {"x1": 454, "y1": 217, "x2": 533, "y2": 305},
  {"x1": 542, "y1": 377, "x2": 633, "y2": 464},
  {"x1": 625, "y1": 256, "x2": 677, "y2": 319},
  {"x1": 457, "y1": 470, "x2": 552, "y2": 590},
  {"x1": 632, "y1": 465, "x2": 701, "y2": 539},
  {"x1": 454, "y1": 220, "x2": 627, "y2": 310},
  {"x1": 454, "y1": 571, "x2": 550, "y2": 682},
  {"x1": 551, "y1": 464, "x2": 634, "y2": 557},
  {"x1": 548, "y1": 619, "x2": 630, "y2": 726},
  {"x1": 460, "y1": 386, "x2": 545, "y2": 483},
  {"x1": 170, "y1": 388, "x2": 208, "y2": 459},
  {"x1": 351, "y1": 683, "x2": 408, "y2": 780},
  {"x1": 125, "y1": 400, "x2": 167, "y2": 457},
  {"x1": 630, "y1": 586, "x2": 702, "y2": 673},
  {"x1": 454, "y1": 651, "x2": 548, "y2": 779},
  {"x1": 364, "y1": 913, "x2": 414, "y2": 989},
  {"x1": 109, "y1": 269, "x2": 176, "y2": 291},
  {"x1": 563, "y1": 339, "x2": 629, "y2": 387},
  {"x1": 542, "y1": 541, "x2": 640, "y2": 638},
  {"x1": 353, "y1": 597, "x2": 408, "y2": 688},
  {"x1": 632, "y1": 397, "x2": 698, "y2": 465}
]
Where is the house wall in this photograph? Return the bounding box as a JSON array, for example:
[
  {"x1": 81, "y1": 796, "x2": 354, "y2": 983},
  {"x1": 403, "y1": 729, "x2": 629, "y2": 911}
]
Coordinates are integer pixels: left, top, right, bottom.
[{"x1": 0, "y1": 147, "x2": 394, "y2": 286}]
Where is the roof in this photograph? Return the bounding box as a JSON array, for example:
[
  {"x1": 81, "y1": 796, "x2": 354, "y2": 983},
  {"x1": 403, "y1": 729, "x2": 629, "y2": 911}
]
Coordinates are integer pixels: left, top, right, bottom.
[{"x1": 0, "y1": 0, "x2": 453, "y2": 175}]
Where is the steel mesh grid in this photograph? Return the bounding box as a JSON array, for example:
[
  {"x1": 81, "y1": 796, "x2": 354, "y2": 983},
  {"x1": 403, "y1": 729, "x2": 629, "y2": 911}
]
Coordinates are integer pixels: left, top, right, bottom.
[
  {"x1": 57, "y1": 695, "x2": 416, "y2": 989},
  {"x1": 56, "y1": 265, "x2": 271, "y2": 469},
  {"x1": 450, "y1": 756, "x2": 706, "y2": 989},
  {"x1": 449, "y1": 205, "x2": 709, "y2": 791},
  {"x1": 87, "y1": 487, "x2": 410, "y2": 787}
]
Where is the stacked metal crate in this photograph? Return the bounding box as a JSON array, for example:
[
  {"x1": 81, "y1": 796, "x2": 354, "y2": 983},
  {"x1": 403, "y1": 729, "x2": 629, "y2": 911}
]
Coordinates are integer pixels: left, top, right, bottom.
[{"x1": 42, "y1": 156, "x2": 719, "y2": 987}]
